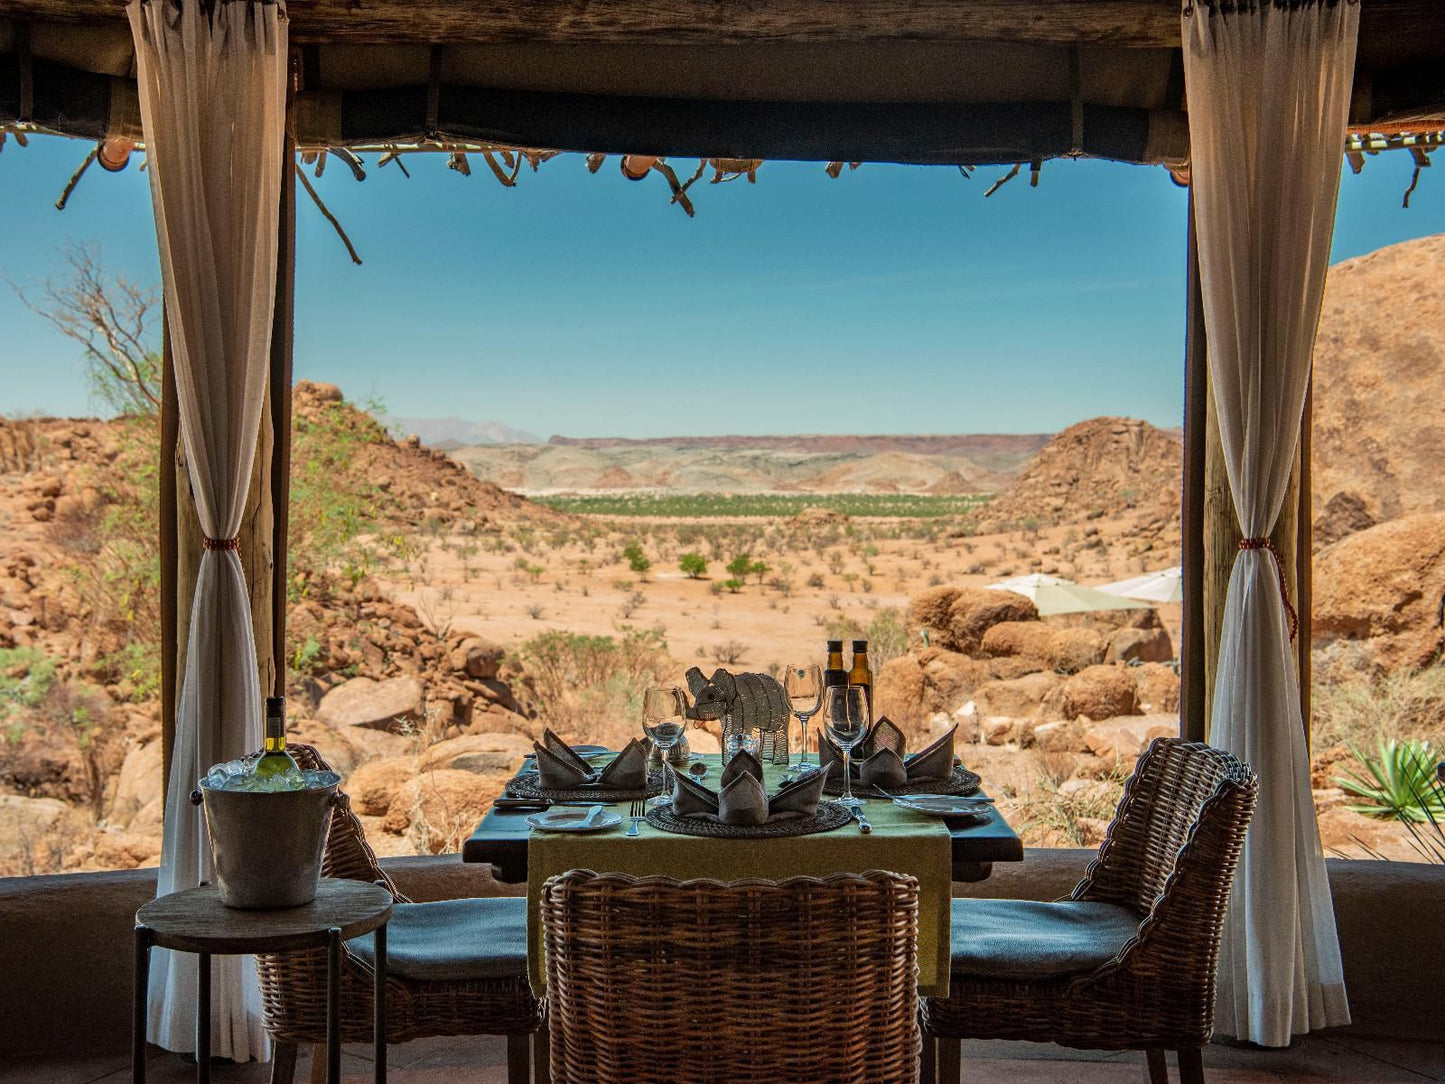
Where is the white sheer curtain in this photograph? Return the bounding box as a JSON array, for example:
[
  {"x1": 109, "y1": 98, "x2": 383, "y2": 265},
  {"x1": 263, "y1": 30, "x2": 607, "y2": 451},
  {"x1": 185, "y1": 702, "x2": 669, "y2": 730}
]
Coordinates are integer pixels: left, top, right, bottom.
[
  {"x1": 1183, "y1": 0, "x2": 1356, "y2": 1048},
  {"x1": 129, "y1": 0, "x2": 288, "y2": 1060}
]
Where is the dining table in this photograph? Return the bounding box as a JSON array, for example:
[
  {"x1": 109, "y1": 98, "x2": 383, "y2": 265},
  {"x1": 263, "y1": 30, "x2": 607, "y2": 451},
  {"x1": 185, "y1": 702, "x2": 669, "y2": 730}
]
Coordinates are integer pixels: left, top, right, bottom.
[{"x1": 463, "y1": 749, "x2": 1024, "y2": 999}]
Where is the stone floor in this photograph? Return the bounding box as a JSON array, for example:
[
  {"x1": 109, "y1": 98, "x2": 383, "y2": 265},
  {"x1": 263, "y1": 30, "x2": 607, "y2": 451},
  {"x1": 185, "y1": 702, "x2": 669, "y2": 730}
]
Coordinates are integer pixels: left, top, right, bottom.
[{"x1": 8, "y1": 1031, "x2": 1443, "y2": 1084}]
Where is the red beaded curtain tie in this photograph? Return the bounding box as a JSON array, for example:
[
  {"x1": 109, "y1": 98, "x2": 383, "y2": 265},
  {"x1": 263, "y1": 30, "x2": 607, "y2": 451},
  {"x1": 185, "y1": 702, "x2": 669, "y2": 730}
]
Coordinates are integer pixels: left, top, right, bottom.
[
  {"x1": 1237, "y1": 537, "x2": 1299, "y2": 641},
  {"x1": 203, "y1": 535, "x2": 241, "y2": 552}
]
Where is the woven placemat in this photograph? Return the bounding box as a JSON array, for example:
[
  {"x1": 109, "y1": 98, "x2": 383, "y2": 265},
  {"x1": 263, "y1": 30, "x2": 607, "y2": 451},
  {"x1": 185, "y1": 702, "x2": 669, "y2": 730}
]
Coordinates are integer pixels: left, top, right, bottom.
[
  {"x1": 505, "y1": 767, "x2": 664, "y2": 803},
  {"x1": 823, "y1": 764, "x2": 981, "y2": 798},
  {"x1": 644, "y1": 800, "x2": 852, "y2": 839}
]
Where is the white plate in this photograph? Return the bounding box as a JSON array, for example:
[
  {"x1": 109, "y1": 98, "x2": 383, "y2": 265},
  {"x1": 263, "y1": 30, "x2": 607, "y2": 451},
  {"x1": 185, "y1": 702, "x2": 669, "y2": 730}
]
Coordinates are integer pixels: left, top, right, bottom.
[
  {"x1": 892, "y1": 795, "x2": 993, "y2": 818},
  {"x1": 525, "y1": 807, "x2": 622, "y2": 833}
]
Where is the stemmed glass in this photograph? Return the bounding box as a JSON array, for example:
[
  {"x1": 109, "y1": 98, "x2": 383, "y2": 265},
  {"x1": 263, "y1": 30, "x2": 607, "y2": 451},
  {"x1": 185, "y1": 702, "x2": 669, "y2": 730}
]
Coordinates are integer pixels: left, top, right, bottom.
[
  {"x1": 641, "y1": 686, "x2": 688, "y2": 809},
  {"x1": 783, "y1": 663, "x2": 823, "y2": 769},
  {"x1": 822, "y1": 685, "x2": 869, "y2": 809}
]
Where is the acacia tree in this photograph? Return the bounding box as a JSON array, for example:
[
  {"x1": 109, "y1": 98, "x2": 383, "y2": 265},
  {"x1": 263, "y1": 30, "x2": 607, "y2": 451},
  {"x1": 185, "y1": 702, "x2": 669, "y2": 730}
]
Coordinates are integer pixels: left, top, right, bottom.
[{"x1": 16, "y1": 243, "x2": 161, "y2": 417}]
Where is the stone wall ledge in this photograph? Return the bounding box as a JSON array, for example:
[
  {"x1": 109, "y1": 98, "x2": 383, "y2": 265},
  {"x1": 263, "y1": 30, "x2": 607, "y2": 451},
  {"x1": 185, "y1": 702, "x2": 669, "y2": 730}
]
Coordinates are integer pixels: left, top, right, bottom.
[{"x1": 0, "y1": 852, "x2": 1439, "y2": 1060}]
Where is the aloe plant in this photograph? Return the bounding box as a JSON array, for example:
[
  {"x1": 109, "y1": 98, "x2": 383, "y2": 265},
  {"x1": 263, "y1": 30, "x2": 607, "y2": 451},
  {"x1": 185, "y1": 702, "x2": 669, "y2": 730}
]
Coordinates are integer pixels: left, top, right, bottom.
[{"x1": 1335, "y1": 739, "x2": 1445, "y2": 824}]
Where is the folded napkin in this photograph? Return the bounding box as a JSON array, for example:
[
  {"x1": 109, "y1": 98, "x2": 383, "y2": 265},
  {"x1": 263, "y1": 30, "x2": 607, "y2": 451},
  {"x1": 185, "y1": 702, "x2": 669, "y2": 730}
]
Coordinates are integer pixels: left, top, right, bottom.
[
  {"x1": 820, "y1": 718, "x2": 956, "y2": 788},
  {"x1": 671, "y1": 751, "x2": 832, "y2": 826},
  {"x1": 533, "y1": 729, "x2": 650, "y2": 790}
]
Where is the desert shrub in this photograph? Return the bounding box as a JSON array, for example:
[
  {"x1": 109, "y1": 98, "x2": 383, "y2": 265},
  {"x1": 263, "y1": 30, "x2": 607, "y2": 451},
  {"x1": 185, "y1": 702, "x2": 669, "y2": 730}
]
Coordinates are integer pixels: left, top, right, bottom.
[
  {"x1": 623, "y1": 542, "x2": 651, "y2": 579},
  {"x1": 49, "y1": 415, "x2": 162, "y2": 676},
  {"x1": 825, "y1": 608, "x2": 910, "y2": 667},
  {"x1": 287, "y1": 397, "x2": 387, "y2": 599},
  {"x1": 1312, "y1": 660, "x2": 1445, "y2": 752},
  {"x1": 1010, "y1": 752, "x2": 1127, "y2": 848},
  {"x1": 679, "y1": 552, "x2": 707, "y2": 579},
  {"x1": 0, "y1": 648, "x2": 119, "y2": 819},
  {"x1": 711, "y1": 640, "x2": 749, "y2": 666},
  {"x1": 514, "y1": 627, "x2": 670, "y2": 749}
]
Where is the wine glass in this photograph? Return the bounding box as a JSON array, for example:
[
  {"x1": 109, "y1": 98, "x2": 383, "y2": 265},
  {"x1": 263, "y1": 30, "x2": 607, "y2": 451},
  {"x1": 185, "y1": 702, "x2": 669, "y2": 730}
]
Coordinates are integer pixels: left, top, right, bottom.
[
  {"x1": 783, "y1": 663, "x2": 823, "y2": 769},
  {"x1": 641, "y1": 686, "x2": 687, "y2": 808},
  {"x1": 822, "y1": 685, "x2": 869, "y2": 808}
]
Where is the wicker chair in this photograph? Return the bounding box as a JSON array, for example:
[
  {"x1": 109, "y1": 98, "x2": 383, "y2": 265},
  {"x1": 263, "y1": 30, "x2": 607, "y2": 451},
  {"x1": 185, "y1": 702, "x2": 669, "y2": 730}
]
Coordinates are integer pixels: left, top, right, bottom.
[
  {"x1": 922, "y1": 737, "x2": 1257, "y2": 1084},
  {"x1": 255, "y1": 744, "x2": 543, "y2": 1084},
  {"x1": 541, "y1": 869, "x2": 920, "y2": 1084}
]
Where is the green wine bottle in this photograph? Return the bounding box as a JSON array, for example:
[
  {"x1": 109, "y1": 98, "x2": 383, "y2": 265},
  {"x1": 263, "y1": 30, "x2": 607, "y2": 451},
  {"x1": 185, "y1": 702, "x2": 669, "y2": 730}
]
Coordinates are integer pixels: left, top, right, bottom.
[{"x1": 254, "y1": 696, "x2": 302, "y2": 781}]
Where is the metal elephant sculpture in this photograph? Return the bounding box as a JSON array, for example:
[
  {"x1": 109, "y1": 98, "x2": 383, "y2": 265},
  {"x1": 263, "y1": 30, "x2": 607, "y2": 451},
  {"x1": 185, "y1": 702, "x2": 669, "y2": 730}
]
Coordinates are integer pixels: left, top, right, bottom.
[{"x1": 682, "y1": 666, "x2": 791, "y2": 765}]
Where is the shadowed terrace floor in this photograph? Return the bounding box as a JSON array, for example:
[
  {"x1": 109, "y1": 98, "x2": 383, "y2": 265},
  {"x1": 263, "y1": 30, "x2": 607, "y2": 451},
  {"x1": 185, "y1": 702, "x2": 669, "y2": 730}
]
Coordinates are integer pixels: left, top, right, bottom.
[{"x1": 6, "y1": 1032, "x2": 1443, "y2": 1084}]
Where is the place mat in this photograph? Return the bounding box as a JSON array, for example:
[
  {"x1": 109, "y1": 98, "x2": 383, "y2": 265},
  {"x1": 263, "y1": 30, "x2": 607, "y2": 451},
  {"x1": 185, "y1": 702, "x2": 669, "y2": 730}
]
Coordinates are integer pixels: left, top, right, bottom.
[
  {"x1": 644, "y1": 800, "x2": 852, "y2": 839},
  {"x1": 505, "y1": 766, "x2": 665, "y2": 803},
  {"x1": 824, "y1": 763, "x2": 981, "y2": 797}
]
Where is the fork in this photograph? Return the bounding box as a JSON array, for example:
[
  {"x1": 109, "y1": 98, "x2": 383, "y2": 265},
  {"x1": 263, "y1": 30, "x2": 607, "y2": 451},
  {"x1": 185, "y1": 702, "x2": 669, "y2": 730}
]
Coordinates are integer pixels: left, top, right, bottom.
[{"x1": 627, "y1": 798, "x2": 644, "y2": 837}]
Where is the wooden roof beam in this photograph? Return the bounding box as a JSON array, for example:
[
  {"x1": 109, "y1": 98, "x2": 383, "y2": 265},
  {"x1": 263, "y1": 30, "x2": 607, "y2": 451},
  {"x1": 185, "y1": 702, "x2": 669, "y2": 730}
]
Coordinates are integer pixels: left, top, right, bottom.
[{"x1": 0, "y1": 0, "x2": 1440, "y2": 68}]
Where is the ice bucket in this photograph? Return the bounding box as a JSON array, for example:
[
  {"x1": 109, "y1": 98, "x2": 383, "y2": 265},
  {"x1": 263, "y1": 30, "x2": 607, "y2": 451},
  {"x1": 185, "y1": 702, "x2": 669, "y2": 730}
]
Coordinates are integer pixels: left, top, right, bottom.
[{"x1": 190, "y1": 771, "x2": 341, "y2": 909}]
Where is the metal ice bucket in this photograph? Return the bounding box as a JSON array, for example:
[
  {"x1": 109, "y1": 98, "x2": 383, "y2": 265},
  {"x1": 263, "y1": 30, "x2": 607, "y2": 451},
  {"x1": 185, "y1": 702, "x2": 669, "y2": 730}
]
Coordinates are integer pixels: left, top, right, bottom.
[{"x1": 190, "y1": 771, "x2": 341, "y2": 909}]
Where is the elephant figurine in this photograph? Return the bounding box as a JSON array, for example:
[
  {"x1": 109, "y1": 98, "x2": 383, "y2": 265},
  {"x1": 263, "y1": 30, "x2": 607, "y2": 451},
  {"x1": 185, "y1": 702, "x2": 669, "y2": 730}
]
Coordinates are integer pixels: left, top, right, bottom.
[{"x1": 683, "y1": 667, "x2": 790, "y2": 765}]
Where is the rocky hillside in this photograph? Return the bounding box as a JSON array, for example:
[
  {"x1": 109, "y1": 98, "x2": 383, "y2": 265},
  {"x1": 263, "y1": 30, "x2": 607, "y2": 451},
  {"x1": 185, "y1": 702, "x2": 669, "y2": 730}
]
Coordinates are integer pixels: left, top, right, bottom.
[
  {"x1": 293, "y1": 381, "x2": 553, "y2": 528},
  {"x1": 1312, "y1": 233, "x2": 1445, "y2": 545},
  {"x1": 977, "y1": 417, "x2": 1182, "y2": 535},
  {"x1": 0, "y1": 386, "x2": 557, "y2": 876},
  {"x1": 449, "y1": 432, "x2": 1050, "y2": 495}
]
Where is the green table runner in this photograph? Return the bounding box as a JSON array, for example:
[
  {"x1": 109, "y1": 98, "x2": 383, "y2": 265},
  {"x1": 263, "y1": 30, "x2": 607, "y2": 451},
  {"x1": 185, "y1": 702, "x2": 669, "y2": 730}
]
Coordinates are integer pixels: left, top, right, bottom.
[{"x1": 525, "y1": 755, "x2": 952, "y2": 997}]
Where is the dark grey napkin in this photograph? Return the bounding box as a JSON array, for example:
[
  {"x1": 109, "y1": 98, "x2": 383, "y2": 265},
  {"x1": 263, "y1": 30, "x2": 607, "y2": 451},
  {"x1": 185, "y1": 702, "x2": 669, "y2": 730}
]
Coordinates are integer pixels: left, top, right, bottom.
[
  {"x1": 595, "y1": 737, "x2": 649, "y2": 790},
  {"x1": 670, "y1": 753, "x2": 829, "y2": 826},
  {"x1": 533, "y1": 728, "x2": 597, "y2": 788},
  {"x1": 820, "y1": 718, "x2": 957, "y2": 785}
]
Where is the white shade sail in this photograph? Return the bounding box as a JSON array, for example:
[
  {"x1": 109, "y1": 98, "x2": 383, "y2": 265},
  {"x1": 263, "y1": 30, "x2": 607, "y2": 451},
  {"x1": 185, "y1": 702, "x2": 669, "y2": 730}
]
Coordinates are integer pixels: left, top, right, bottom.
[
  {"x1": 1097, "y1": 567, "x2": 1183, "y2": 604},
  {"x1": 985, "y1": 573, "x2": 1148, "y2": 617}
]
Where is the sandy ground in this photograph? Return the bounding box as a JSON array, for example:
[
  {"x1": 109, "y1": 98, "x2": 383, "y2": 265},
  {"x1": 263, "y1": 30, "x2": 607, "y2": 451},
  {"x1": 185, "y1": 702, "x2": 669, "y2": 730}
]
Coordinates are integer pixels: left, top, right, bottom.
[{"x1": 381, "y1": 513, "x2": 1182, "y2": 675}]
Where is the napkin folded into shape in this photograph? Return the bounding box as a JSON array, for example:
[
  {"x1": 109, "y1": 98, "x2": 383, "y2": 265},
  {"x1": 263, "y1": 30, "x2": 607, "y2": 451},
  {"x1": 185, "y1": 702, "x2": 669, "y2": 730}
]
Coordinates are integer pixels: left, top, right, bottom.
[
  {"x1": 671, "y1": 751, "x2": 832, "y2": 827},
  {"x1": 533, "y1": 728, "x2": 650, "y2": 790},
  {"x1": 820, "y1": 718, "x2": 956, "y2": 788}
]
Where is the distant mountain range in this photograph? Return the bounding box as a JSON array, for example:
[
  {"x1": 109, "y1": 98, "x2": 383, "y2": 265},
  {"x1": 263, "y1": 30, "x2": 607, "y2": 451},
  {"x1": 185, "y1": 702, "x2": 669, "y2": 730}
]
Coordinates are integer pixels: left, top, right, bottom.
[
  {"x1": 383, "y1": 416, "x2": 541, "y2": 447},
  {"x1": 445, "y1": 432, "x2": 1053, "y2": 495}
]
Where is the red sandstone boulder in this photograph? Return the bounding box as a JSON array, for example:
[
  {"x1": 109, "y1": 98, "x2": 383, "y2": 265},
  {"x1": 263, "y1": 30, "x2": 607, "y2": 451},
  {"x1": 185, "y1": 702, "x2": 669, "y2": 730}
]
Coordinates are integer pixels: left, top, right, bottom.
[
  {"x1": 1062, "y1": 665, "x2": 1139, "y2": 721},
  {"x1": 1104, "y1": 626, "x2": 1174, "y2": 664},
  {"x1": 1313, "y1": 512, "x2": 1445, "y2": 672}
]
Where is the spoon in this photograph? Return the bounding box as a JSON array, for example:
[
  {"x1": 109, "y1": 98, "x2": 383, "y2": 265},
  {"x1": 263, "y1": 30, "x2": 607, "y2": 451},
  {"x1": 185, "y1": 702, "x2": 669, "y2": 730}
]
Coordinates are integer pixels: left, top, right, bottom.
[{"x1": 688, "y1": 761, "x2": 709, "y2": 780}]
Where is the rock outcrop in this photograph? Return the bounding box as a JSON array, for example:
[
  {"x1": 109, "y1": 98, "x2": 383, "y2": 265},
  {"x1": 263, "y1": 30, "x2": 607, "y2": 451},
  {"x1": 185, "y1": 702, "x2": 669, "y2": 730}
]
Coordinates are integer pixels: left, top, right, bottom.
[{"x1": 1312, "y1": 512, "x2": 1445, "y2": 672}]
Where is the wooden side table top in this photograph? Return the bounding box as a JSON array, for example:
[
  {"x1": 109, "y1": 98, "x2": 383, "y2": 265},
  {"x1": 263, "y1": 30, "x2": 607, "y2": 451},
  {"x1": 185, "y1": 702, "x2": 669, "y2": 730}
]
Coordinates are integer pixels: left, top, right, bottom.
[{"x1": 136, "y1": 878, "x2": 393, "y2": 955}]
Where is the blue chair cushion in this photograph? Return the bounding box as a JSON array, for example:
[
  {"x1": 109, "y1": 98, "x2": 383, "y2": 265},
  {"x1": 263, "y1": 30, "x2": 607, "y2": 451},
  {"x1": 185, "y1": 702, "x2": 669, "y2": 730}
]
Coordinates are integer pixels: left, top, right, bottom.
[
  {"x1": 950, "y1": 898, "x2": 1141, "y2": 981},
  {"x1": 349, "y1": 897, "x2": 527, "y2": 983}
]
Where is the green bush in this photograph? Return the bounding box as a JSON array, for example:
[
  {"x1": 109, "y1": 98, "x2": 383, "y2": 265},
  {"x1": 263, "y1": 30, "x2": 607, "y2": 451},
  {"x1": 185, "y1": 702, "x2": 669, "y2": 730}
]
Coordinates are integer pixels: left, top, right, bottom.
[
  {"x1": 622, "y1": 542, "x2": 652, "y2": 579},
  {"x1": 679, "y1": 552, "x2": 707, "y2": 579},
  {"x1": 287, "y1": 398, "x2": 386, "y2": 600},
  {"x1": 0, "y1": 648, "x2": 57, "y2": 742}
]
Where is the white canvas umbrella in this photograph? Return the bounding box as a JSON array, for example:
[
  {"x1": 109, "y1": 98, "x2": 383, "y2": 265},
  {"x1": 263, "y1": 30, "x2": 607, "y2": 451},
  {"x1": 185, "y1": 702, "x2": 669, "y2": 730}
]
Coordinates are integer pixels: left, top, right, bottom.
[
  {"x1": 985, "y1": 573, "x2": 1148, "y2": 616},
  {"x1": 1097, "y1": 566, "x2": 1183, "y2": 604}
]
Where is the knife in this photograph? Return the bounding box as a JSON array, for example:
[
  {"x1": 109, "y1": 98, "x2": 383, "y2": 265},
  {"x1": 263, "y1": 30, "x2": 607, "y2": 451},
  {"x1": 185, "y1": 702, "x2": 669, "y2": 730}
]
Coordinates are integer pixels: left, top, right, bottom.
[
  {"x1": 851, "y1": 806, "x2": 872, "y2": 834},
  {"x1": 494, "y1": 798, "x2": 601, "y2": 811}
]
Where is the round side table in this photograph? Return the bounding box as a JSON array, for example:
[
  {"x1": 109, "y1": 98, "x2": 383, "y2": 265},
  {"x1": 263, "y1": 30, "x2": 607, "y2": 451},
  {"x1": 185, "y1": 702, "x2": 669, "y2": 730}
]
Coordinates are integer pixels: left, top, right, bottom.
[{"x1": 134, "y1": 878, "x2": 393, "y2": 1084}]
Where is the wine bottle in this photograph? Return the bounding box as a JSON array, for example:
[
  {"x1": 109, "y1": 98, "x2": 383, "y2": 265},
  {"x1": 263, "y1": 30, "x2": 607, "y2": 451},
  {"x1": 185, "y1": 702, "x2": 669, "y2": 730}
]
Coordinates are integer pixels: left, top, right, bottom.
[
  {"x1": 254, "y1": 696, "x2": 302, "y2": 780},
  {"x1": 848, "y1": 640, "x2": 874, "y2": 722},
  {"x1": 823, "y1": 640, "x2": 848, "y2": 691}
]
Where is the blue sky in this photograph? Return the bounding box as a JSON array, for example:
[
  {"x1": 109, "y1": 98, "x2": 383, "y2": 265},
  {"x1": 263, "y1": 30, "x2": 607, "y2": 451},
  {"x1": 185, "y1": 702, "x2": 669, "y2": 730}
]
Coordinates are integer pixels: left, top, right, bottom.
[{"x1": 1, "y1": 135, "x2": 1441, "y2": 437}]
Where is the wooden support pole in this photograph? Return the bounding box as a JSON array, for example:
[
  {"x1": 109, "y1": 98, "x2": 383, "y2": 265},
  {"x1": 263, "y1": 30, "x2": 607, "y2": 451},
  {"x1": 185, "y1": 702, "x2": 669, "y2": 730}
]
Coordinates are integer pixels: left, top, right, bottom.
[
  {"x1": 1201, "y1": 361, "x2": 1305, "y2": 736},
  {"x1": 1298, "y1": 381, "x2": 1313, "y2": 744},
  {"x1": 269, "y1": 83, "x2": 297, "y2": 699},
  {"x1": 158, "y1": 319, "x2": 178, "y2": 801},
  {"x1": 1180, "y1": 186, "x2": 1208, "y2": 744}
]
